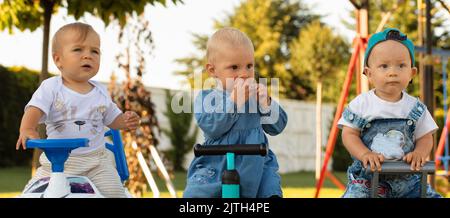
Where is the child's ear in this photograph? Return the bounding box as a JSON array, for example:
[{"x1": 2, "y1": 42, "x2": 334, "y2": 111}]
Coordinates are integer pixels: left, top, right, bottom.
[
  {"x1": 363, "y1": 67, "x2": 371, "y2": 77},
  {"x1": 206, "y1": 63, "x2": 215, "y2": 77},
  {"x1": 409, "y1": 67, "x2": 418, "y2": 84},
  {"x1": 52, "y1": 53, "x2": 62, "y2": 70},
  {"x1": 411, "y1": 66, "x2": 418, "y2": 77}
]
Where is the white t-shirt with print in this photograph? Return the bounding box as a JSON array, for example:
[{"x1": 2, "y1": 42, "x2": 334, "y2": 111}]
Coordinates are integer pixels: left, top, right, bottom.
[
  {"x1": 337, "y1": 89, "x2": 438, "y2": 141},
  {"x1": 25, "y1": 76, "x2": 122, "y2": 155}
]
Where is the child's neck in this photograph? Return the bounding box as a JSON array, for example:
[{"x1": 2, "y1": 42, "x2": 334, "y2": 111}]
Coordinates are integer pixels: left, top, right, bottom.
[
  {"x1": 374, "y1": 89, "x2": 403, "y2": 102},
  {"x1": 62, "y1": 76, "x2": 94, "y2": 94}
]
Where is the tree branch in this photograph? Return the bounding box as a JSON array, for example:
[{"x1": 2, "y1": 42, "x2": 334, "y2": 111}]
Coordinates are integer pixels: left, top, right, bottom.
[{"x1": 437, "y1": 0, "x2": 450, "y2": 15}]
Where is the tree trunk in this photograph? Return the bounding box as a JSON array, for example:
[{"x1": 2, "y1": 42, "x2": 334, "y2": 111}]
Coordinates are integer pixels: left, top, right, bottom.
[
  {"x1": 315, "y1": 81, "x2": 323, "y2": 181},
  {"x1": 31, "y1": 0, "x2": 54, "y2": 177}
]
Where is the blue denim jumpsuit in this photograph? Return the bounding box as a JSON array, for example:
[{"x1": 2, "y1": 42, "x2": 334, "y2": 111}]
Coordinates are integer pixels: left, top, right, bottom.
[
  {"x1": 183, "y1": 89, "x2": 288, "y2": 198},
  {"x1": 341, "y1": 100, "x2": 441, "y2": 198}
]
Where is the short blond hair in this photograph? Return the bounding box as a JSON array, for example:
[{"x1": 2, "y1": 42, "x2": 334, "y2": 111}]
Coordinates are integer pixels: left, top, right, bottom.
[
  {"x1": 51, "y1": 22, "x2": 99, "y2": 54},
  {"x1": 206, "y1": 27, "x2": 254, "y2": 62}
]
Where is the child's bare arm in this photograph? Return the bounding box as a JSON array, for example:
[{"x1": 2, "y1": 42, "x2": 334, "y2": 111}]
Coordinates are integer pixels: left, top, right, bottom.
[
  {"x1": 403, "y1": 132, "x2": 433, "y2": 171},
  {"x1": 342, "y1": 126, "x2": 384, "y2": 172},
  {"x1": 16, "y1": 106, "x2": 43, "y2": 150},
  {"x1": 107, "y1": 111, "x2": 140, "y2": 131}
]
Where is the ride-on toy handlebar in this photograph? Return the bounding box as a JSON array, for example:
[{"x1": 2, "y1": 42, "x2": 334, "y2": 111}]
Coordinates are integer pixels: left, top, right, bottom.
[
  {"x1": 365, "y1": 160, "x2": 435, "y2": 198},
  {"x1": 193, "y1": 143, "x2": 268, "y2": 198},
  {"x1": 26, "y1": 138, "x2": 88, "y2": 198},
  {"x1": 194, "y1": 144, "x2": 268, "y2": 157}
]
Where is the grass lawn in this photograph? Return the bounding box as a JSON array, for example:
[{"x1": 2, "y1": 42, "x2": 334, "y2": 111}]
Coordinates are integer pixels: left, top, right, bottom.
[
  {"x1": 0, "y1": 167, "x2": 32, "y2": 194},
  {"x1": 1, "y1": 166, "x2": 447, "y2": 198}
]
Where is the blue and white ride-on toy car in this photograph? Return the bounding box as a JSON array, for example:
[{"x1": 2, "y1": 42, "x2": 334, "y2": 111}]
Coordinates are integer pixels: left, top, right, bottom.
[{"x1": 19, "y1": 129, "x2": 131, "y2": 198}]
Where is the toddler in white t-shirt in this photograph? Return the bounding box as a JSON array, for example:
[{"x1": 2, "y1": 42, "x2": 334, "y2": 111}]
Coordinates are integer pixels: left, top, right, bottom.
[{"x1": 16, "y1": 22, "x2": 140, "y2": 198}]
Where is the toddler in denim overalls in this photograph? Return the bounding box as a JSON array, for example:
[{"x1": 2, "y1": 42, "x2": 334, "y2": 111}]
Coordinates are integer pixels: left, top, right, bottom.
[{"x1": 337, "y1": 28, "x2": 441, "y2": 198}]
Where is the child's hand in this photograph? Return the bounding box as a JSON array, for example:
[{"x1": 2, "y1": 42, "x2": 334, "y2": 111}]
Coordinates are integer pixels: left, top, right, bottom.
[
  {"x1": 360, "y1": 151, "x2": 385, "y2": 172},
  {"x1": 403, "y1": 151, "x2": 427, "y2": 171},
  {"x1": 230, "y1": 78, "x2": 255, "y2": 108},
  {"x1": 123, "y1": 111, "x2": 140, "y2": 131},
  {"x1": 16, "y1": 129, "x2": 40, "y2": 150},
  {"x1": 256, "y1": 83, "x2": 271, "y2": 109}
]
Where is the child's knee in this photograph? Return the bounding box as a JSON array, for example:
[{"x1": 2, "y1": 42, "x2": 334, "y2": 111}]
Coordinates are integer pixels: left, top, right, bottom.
[
  {"x1": 91, "y1": 173, "x2": 126, "y2": 198},
  {"x1": 342, "y1": 178, "x2": 371, "y2": 198},
  {"x1": 342, "y1": 187, "x2": 370, "y2": 198},
  {"x1": 187, "y1": 165, "x2": 219, "y2": 185},
  {"x1": 99, "y1": 188, "x2": 127, "y2": 198},
  {"x1": 183, "y1": 183, "x2": 221, "y2": 198}
]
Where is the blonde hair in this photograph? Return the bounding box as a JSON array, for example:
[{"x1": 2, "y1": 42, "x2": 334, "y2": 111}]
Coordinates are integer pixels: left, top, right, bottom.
[
  {"x1": 206, "y1": 27, "x2": 254, "y2": 62},
  {"x1": 51, "y1": 22, "x2": 99, "y2": 54}
]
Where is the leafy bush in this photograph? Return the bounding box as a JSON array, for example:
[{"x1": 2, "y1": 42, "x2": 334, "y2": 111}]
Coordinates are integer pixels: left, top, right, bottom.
[{"x1": 0, "y1": 65, "x2": 40, "y2": 167}]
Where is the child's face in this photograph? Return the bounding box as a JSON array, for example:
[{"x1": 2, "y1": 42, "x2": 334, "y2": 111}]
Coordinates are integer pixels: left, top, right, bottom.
[
  {"x1": 365, "y1": 40, "x2": 417, "y2": 99},
  {"x1": 206, "y1": 43, "x2": 255, "y2": 91},
  {"x1": 53, "y1": 30, "x2": 100, "y2": 83}
]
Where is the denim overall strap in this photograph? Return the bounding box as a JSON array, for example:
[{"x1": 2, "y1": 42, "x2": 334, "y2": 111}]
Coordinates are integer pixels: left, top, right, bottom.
[
  {"x1": 407, "y1": 99, "x2": 426, "y2": 123},
  {"x1": 342, "y1": 107, "x2": 368, "y2": 130}
]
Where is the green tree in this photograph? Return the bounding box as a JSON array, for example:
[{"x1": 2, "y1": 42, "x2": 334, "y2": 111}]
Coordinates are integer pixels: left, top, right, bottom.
[
  {"x1": 176, "y1": 0, "x2": 319, "y2": 99},
  {"x1": 161, "y1": 90, "x2": 198, "y2": 171},
  {"x1": 290, "y1": 21, "x2": 349, "y2": 179},
  {"x1": 290, "y1": 21, "x2": 350, "y2": 103},
  {"x1": 174, "y1": 33, "x2": 208, "y2": 88}
]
